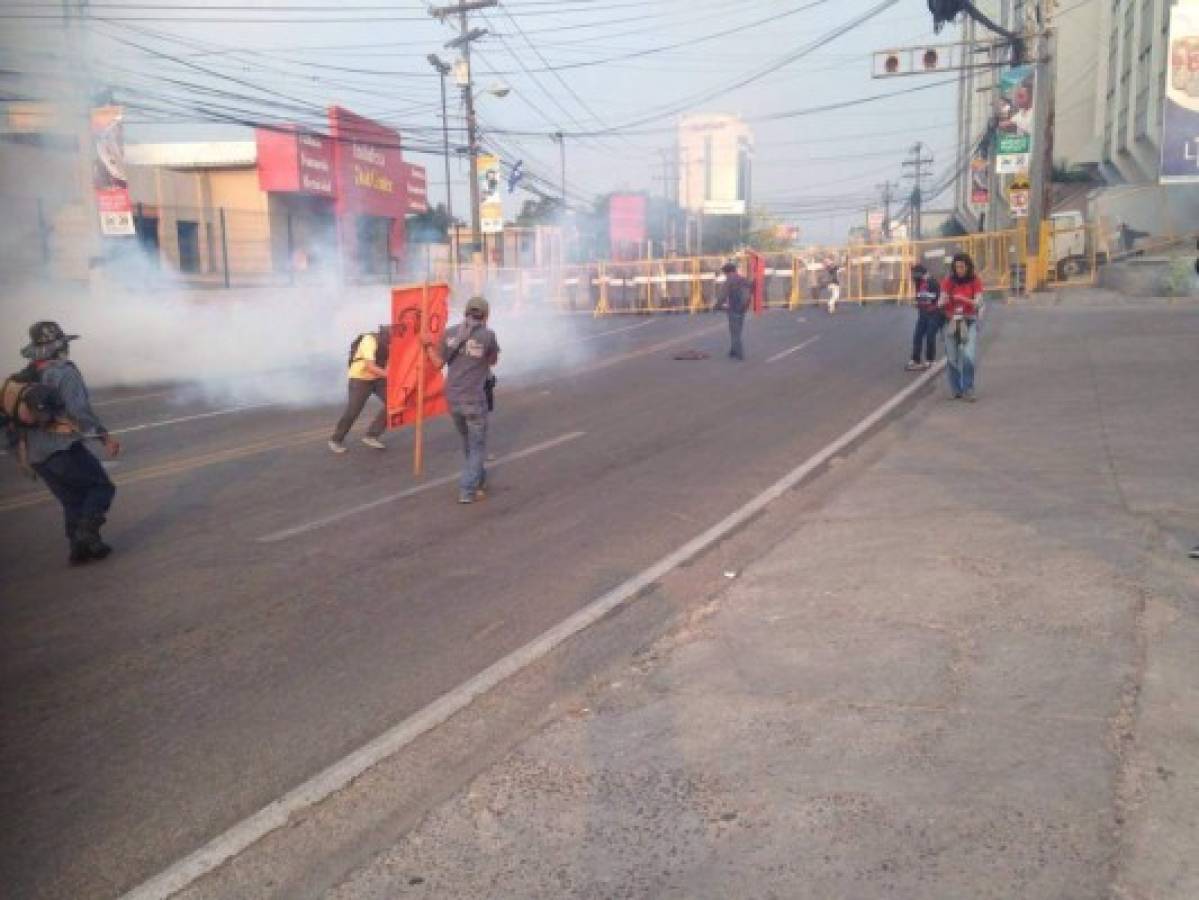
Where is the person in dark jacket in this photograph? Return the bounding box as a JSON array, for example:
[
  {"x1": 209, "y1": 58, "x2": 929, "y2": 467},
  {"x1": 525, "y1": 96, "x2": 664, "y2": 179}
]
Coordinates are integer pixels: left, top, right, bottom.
[
  {"x1": 905, "y1": 263, "x2": 942, "y2": 370},
  {"x1": 715, "y1": 261, "x2": 751, "y2": 360},
  {"x1": 18, "y1": 321, "x2": 121, "y2": 564}
]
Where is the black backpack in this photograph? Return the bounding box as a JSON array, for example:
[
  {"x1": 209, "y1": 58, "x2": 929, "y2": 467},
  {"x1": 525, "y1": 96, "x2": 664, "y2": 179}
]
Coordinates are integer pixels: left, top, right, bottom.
[{"x1": 347, "y1": 332, "x2": 390, "y2": 370}]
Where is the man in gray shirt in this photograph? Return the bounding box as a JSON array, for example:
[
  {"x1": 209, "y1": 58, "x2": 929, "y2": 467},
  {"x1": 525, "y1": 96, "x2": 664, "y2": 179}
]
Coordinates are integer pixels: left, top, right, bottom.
[
  {"x1": 426, "y1": 295, "x2": 500, "y2": 504},
  {"x1": 14, "y1": 321, "x2": 121, "y2": 564}
]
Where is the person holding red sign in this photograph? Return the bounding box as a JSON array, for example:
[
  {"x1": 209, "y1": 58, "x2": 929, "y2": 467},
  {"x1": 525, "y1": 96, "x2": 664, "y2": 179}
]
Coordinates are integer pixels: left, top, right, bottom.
[{"x1": 938, "y1": 253, "x2": 984, "y2": 401}]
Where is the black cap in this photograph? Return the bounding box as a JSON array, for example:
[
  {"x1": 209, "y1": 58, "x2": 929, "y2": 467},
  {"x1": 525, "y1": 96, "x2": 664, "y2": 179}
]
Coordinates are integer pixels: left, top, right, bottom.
[{"x1": 720, "y1": 261, "x2": 737, "y2": 274}]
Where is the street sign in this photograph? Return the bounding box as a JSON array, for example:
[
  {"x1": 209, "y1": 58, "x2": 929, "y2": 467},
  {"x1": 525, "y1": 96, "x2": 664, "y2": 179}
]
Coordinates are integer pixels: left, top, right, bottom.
[{"x1": 1007, "y1": 175, "x2": 1031, "y2": 217}]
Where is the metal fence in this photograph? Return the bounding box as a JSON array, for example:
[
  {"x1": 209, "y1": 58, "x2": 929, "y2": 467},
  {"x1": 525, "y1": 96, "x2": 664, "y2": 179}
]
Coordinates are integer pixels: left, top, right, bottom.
[{"x1": 435, "y1": 233, "x2": 1031, "y2": 317}]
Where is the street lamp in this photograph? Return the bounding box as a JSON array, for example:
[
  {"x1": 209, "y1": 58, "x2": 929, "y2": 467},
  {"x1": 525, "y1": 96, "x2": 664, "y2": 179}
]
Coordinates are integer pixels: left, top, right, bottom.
[{"x1": 426, "y1": 53, "x2": 454, "y2": 241}]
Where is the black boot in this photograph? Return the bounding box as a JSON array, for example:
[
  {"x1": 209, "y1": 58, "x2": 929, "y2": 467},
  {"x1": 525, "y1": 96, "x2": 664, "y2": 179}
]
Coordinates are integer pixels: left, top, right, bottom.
[
  {"x1": 67, "y1": 523, "x2": 90, "y2": 566},
  {"x1": 75, "y1": 517, "x2": 112, "y2": 561}
]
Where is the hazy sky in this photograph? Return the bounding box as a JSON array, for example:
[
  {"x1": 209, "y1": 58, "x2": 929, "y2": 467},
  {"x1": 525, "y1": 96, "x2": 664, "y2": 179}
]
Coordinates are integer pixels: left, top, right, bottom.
[{"x1": 3, "y1": 0, "x2": 962, "y2": 243}]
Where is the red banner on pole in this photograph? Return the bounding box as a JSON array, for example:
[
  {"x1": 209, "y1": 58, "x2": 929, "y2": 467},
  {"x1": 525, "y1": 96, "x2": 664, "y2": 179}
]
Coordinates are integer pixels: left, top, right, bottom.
[
  {"x1": 746, "y1": 250, "x2": 766, "y2": 315},
  {"x1": 387, "y1": 283, "x2": 450, "y2": 429}
]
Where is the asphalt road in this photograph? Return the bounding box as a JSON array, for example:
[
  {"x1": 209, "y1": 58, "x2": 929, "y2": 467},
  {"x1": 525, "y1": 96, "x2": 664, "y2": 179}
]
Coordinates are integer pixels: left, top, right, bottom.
[{"x1": 1, "y1": 304, "x2": 935, "y2": 899}]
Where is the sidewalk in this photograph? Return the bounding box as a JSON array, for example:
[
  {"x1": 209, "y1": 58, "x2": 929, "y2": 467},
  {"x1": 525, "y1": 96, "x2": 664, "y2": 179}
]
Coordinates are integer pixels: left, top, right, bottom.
[{"x1": 330, "y1": 299, "x2": 1199, "y2": 899}]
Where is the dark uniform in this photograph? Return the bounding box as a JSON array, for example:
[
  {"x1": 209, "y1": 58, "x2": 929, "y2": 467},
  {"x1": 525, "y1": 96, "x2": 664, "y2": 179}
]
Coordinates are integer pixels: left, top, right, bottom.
[{"x1": 717, "y1": 263, "x2": 751, "y2": 360}]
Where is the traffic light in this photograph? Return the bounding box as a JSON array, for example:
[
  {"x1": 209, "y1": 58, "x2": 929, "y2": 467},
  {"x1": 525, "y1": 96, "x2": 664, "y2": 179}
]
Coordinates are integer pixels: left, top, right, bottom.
[
  {"x1": 922, "y1": 48, "x2": 940, "y2": 70},
  {"x1": 884, "y1": 53, "x2": 901, "y2": 74},
  {"x1": 928, "y1": 0, "x2": 965, "y2": 33}
]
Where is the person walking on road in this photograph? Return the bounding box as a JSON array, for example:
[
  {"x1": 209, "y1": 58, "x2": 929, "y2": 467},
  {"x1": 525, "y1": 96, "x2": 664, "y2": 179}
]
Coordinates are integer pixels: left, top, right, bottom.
[
  {"x1": 426, "y1": 296, "x2": 500, "y2": 505},
  {"x1": 939, "y1": 252, "x2": 984, "y2": 401},
  {"x1": 7, "y1": 322, "x2": 121, "y2": 565},
  {"x1": 715, "y1": 261, "x2": 751, "y2": 360},
  {"x1": 905, "y1": 263, "x2": 942, "y2": 370},
  {"x1": 824, "y1": 257, "x2": 843, "y2": 314},
  {"x1": 329, "y1": 324, "x2": 391, "y2": 453}
]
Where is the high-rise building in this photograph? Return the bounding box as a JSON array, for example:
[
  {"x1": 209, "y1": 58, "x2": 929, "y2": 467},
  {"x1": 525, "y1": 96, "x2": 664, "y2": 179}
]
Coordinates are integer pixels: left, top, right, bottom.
[{"x1": 676, "y1": 114, "x2": 753, "y2": 216}]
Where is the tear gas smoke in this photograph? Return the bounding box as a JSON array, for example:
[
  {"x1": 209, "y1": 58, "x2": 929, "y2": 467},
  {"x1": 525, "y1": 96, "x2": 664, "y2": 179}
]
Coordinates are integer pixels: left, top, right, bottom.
[{"x1": 0, "y1": 274, "x2": 597, "y2": 410}]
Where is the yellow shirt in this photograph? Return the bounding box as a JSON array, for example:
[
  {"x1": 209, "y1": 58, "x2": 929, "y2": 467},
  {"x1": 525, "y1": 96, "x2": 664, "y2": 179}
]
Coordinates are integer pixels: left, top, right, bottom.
[{"x1": 348, "y1": 333, "x2": 380, "y2": 380}]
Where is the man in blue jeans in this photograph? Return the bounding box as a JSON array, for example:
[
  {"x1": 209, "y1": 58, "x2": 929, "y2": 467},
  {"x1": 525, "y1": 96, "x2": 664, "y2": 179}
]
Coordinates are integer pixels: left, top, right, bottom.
[
  {"x1": 427, "y1": 296, "x2": 500, "y2": 504},
  {"x1": 15, "y1": 321, "x2": 122, "y2": 564}
]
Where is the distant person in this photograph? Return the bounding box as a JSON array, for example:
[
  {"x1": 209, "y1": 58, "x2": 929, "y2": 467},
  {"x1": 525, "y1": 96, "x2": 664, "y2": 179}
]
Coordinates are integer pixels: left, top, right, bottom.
[
  {"x1": 905, "y1": 263, "x2": 942, "y2": 370},
  {"x1": 4, "y1": 322, "x2": 121, "y2": 565},
  {"x1": 825, "y1": 258, "x2": 842, "y2": 314},
  {"x1": 329, "y1": 324, "x2": 391, "y2": 453},
  {"x1": 938, "y1": 253, "x2": 984, "y2": 401},
  {"x1": 715, "y1": 261, "x2": 751, "y2": 360},
  {"x1": 426, "y1": 296, "x2": 500, "y2": 504}
]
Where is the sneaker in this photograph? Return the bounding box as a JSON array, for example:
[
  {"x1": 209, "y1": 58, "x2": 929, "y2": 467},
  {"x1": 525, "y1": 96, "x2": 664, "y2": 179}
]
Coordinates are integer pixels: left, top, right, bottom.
[
  {"x1": 1190, "y1": 545, "x2": 1199, "y2": 559},
  {"x1": 328, "y1": 440, "x2": 347, "y2": 454},
  {"x1": 458, "y1": 491, "x2": 475, "y2": 504},
  {"x1": 361, "y1": 436, "x2": 386, "y2": 450},
  {"x1": 963, "y1": 391, "x2": 977, "y2": 402},
  {"x1": 905, "y1": 361, "x2": 922, "y2": 371},
  {"x1": 922, "y1": 361, "x2": 933, "y2": 369},
  {"x1": 952, "y1": 392, "x2": 963, "y2": 400}
]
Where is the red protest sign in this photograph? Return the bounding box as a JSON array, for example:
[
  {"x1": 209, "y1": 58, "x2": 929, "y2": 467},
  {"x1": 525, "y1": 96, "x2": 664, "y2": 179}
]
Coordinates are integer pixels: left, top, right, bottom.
[
  {"x1": 746, "y1": 250, "x2": 766, "y2": 315},
  {"x1": 387, "y1": 283, "x2": 449, "y2": 429}
]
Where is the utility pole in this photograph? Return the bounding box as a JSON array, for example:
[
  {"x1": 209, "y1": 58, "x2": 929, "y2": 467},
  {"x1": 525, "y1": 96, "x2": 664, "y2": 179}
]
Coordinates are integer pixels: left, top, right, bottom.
[
  {"x1": 426, "y1": 54, "x2": 454, "y2": 239},
  {"x1": 430, "y1": 0, "x2": 496, "y2": 261},
  {"x1": 1026, "y1": 0, "x2": 1055, "y2": 264},
  {"x1": 876, "y1": 180, "x2": 898, "y2": 238},
  {"x1": 552, "y1": 131, "x2": 566, "y2": 207},
  {"x1": 902, "y1": 142, "x2": 934, "y2": 239},
  {"x1": 64, "y1": 0, "x2": 101, "y2": 277}
]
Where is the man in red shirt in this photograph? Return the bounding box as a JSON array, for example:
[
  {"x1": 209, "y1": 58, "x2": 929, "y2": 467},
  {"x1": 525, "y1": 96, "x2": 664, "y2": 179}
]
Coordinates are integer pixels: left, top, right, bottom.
[{"x1": 938, "y1": 252, "x2": 984, "y2": 400}]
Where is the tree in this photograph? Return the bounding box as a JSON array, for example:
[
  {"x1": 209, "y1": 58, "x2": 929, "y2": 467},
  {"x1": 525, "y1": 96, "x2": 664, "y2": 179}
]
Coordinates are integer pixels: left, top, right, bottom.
[{"x1": 406, "y1": 203, "x2": 454, "y2": 243}]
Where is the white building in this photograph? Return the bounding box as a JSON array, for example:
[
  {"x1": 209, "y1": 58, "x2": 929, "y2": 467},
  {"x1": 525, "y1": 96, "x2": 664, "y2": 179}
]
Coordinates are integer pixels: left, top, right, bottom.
[
  {"x1": 676, "y1": 114, "x2": 753, "y2": 216},
  {"x1": 955, "y1": 0, "x2": 1199, "y2": 237}
]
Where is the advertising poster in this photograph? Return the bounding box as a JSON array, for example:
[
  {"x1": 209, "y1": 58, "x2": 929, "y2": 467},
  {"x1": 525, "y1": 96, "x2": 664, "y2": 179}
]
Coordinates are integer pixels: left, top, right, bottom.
[
  {"x1": 387, "y1": 283, "x2": 450, "y2": 429},
  {"x1": 1162, "y1": 2, "x2": 1199, "y2": 183},
  {"x1": 995, "y1": 65, "x2": 1036, "y2": 174},
  {"x1": 1007, "y1": 174, "x2": 1030, "y2": 218},
  {"x1": 478, "y1": 153, "x2": 503, "y2": 234},
  {"x1": 970, "y1": 152, "x2": 991, "y2": 208},
  {"x1": 91, "y1": 106, "x2": 135, "y2": 236}
]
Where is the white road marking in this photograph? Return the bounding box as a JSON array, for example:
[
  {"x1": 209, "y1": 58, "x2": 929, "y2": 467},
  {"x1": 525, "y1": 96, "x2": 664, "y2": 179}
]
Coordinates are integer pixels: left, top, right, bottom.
[
  {"x1": 577, "y1": 319, "x2": 657, "y2": 341},
  {"x1": 766, "y1": 335, "x2": 821, "y2": 364},
  {"x1": 121, "y1": 363, "x2": 945, "y2": 900},
  {"x1": 92, "y1": 389, "x2": 177, "y2": 408},
  {"x1": 257, "y1": 431, "x2": 586, "y2": 543},
  {"x1": 109, "y1": 404, "x2": 276, "y2": 436}
]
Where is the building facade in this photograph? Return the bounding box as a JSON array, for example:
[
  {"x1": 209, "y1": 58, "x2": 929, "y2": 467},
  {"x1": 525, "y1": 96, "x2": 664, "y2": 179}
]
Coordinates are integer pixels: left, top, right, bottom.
[{"x1": 676, "y1": 114, "x2": 753, "y2": 217}]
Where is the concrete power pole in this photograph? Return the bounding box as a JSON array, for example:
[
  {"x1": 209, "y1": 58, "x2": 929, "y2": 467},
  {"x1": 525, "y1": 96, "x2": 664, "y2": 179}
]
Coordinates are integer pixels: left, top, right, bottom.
[
  {"x1": 876, "y1": 180, "x2": 898, "y2": 238},
  {"x1": 1027, "y1": 0, "x2": 1055, "y2": 261},
  {"x1": 902, "y1": 142, "x2": 935, "y2": 240},
  {"x1": 431, "y1": 1, "x2": 496, "y2": 260}
]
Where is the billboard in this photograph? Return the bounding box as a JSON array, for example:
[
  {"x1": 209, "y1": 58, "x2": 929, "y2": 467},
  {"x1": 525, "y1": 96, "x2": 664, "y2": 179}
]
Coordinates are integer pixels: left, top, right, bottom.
[
  {"x1": 1161, "y1": 2, "x2": 1199, "y2": 183},
  {"x1": 91, "y1": 106, "x2": 134, "y2": 236},
  {"x1": 995, "y1": 64, "x2": 1035, "y2": 174},
  {"x1": 478, "y1": 153, "x2": 503, "y2": 234},
  {"x1": 608, "y1": 193, "x2": 647, "y2": 258},
  {"x1": 403, "y1": 163, "x2": 428, "y2": 213}
]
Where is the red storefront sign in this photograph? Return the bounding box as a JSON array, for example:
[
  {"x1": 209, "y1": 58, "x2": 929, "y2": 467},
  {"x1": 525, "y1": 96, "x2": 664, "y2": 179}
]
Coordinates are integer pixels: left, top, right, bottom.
[
  {"x1": 328, "y1": 106, "x2": 405, "y2": 219},
  {"x1": 256, "y1": 126, "x2": 334, "y2": 197}
]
